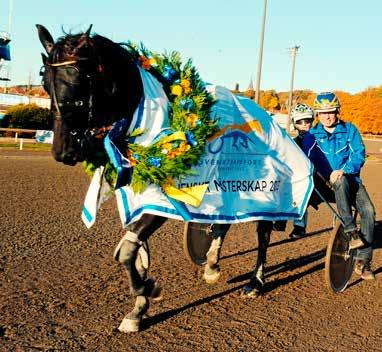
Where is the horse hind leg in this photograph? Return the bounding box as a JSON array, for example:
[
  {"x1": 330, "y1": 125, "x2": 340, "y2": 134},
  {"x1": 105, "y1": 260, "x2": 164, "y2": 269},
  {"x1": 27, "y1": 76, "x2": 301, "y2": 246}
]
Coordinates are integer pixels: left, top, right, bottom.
[
  {"x1": 243, "y1": 220, "x2": 272, "y2": 298},
  {"x1": 203, "y1": 224, "x2": 229, "y2": 285}
]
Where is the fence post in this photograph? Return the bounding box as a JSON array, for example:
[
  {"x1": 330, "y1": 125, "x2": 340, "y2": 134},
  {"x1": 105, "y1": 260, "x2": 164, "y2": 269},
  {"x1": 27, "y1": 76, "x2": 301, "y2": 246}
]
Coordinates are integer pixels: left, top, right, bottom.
[
  {"x1": 14, "y1": 132, "x2": 18, "y2": 142},
  {"x1": 19, "y1": 138, "x2": 23, "y2": 150}
]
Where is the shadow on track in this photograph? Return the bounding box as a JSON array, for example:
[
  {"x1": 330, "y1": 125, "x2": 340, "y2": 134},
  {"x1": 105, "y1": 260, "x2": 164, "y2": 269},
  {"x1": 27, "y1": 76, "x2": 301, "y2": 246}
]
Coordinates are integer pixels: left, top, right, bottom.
[
  {"x1": 227, "y1": 249, "x2": 326, "y2": 285},
  {"x1": 141, "y1": 284, "x2": 246, "y2": 331},
  {"x1": 220, "y1": 227, "x2": 332, "y2": 262}
]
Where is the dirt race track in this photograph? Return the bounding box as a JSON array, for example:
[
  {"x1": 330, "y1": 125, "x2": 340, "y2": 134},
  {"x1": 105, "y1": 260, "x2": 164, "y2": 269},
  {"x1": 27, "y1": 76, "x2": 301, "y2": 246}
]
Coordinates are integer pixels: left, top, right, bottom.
[{"x1": 1, "y1": 146, "x2": 381, "y2": 351}]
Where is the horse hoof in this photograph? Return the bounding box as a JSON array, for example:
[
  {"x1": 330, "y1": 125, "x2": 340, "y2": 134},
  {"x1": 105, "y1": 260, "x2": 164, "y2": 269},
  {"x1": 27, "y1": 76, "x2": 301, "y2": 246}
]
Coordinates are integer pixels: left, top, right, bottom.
[
  {"x1": 242, "y1": 284, "x2": 262, "y2": 298},
  {"x1": 203, "y1": 267, "x2": 221, "y2": 285},
  {"x1": 118, "y1": 317, "x2": 141, "y2": 333}
]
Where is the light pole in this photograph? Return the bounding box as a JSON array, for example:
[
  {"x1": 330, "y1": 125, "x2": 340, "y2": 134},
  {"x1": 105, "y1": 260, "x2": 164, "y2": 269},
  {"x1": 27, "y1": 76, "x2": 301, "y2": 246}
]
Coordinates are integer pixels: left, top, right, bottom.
[
  {"x1": 8, "y1": 0, "x2": 13, "y2": 34},
  {"x1": 254, "y1": 0, "x2": 267, "y2": 104},
  {"x1": 286, "y1": 45, "x2": 299, "y2": 133}
]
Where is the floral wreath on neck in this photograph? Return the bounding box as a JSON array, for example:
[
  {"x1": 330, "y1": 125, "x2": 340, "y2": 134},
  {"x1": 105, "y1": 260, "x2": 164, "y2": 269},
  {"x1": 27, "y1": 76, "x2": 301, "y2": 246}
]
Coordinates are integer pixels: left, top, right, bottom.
[{"x1": 84, "y1": 43, "x2": 218, "y2": 193}]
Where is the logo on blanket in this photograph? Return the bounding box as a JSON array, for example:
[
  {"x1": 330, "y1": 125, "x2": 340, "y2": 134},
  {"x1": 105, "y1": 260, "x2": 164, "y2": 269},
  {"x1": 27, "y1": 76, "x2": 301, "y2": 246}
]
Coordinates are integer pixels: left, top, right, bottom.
[{"x1": 208, "y1": 121, "x2": 262, "y2": 154}]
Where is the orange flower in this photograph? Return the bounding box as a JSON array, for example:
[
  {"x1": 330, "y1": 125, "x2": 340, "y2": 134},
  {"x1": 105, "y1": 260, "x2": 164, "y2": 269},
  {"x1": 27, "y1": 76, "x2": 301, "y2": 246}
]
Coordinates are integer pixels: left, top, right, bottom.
[
  {"x1": 168, "y1": 150, "x2": 179, "y2": 159},
  {"x1": 186, "y1": 113, "x2": 199, "y2": 127},
  {"x1": 180, "y1": 79, "x2": 191, "y2": 89},
  {"x1": 166, "y1": 178, "x2": 175, "y2": 186},
  {"x1": 139, "y1": 56, "x2": 151, "y2": 70},
  {"x1": 167, "y1": 142, "x2": 190, "y2": 159},
  {"x1": 127, "y1": 151, "x2": 139, "y2": 166},
  {"x1": 180, "y1": 79, "x2": 192, "y2": 95}
]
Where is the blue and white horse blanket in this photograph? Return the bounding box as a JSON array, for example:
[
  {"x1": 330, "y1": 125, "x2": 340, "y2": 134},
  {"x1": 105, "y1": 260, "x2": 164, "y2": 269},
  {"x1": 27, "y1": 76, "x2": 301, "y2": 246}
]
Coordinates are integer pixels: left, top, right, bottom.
[{"x1": 82, "y1": 68, "x2": 314, "y2": 228}]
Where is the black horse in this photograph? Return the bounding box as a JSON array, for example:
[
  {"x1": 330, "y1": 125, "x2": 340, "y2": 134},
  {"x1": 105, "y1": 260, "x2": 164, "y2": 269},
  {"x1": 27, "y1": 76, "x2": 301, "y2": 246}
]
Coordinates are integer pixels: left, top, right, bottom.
[{"x1": 37, "y1": 24, "x2": 274, "y2": 332}]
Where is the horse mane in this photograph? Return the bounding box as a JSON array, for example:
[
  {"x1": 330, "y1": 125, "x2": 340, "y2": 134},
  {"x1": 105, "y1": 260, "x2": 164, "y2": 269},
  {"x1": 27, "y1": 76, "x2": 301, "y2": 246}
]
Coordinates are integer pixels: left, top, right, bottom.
[{"x1": 53, "y1": 31, "x2": 134, "y2": 65}]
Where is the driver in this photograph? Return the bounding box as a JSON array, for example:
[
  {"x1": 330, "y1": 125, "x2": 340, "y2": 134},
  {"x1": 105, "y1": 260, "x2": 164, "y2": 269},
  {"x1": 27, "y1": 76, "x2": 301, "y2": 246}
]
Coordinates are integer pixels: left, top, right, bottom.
[
  {"x1": 288, "y1": 103, "x2": 315, "y2": 238},
  {"x1": 309, "y1": 92, "x2": 376, "y2": 280}
]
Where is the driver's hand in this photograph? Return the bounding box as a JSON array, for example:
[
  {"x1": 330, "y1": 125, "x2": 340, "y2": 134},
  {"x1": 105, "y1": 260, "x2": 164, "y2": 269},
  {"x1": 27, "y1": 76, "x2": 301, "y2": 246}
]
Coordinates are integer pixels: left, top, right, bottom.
[{"x1": 330, "y1": 170, "x2": 344, "y2": 185}]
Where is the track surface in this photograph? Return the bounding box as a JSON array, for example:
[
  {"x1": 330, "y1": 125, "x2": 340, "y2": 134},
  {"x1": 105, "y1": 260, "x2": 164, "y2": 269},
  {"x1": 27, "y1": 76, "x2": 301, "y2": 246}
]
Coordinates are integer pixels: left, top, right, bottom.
[{"x1": 1, "y1": 149, "x2": 381, "y2": 351}]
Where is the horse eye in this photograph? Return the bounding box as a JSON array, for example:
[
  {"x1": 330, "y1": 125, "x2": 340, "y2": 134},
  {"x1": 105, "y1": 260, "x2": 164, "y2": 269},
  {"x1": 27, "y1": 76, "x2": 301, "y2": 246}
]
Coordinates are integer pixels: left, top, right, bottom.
[{"x1": 56, "y1": 66, "x2": 82, "y2": 85}]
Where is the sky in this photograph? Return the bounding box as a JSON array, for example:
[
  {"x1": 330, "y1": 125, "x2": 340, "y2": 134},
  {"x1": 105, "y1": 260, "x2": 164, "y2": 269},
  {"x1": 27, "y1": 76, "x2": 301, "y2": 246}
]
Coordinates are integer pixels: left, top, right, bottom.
[{"x1": 1, "y1": 0, "x2": 381, "y2": 94}]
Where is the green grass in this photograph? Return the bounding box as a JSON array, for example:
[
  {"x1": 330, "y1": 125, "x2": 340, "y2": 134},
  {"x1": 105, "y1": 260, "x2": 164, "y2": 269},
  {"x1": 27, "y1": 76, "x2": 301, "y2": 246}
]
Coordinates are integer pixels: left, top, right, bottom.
[{"x1": 0, "y1": 143, "x2": 51, "y2": 151}]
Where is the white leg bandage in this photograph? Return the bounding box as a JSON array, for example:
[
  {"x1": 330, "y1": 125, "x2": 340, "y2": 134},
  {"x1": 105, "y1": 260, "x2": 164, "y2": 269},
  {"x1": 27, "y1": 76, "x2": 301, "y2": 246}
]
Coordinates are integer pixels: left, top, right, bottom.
[{"x1": 114, "y1": 231, "x2": 143, "y2": 261}]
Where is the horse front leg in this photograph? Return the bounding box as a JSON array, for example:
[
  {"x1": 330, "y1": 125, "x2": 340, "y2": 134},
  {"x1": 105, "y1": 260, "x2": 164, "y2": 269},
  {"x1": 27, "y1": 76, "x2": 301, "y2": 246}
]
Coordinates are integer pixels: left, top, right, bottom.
[
  {"x1": 243, "y1": 220, "x2": 272, "y2": 297},
  {"x1": 114, "y1": 215, "x2": 166, "y2": 332},
  {"x1": 203, "y1": 224, "x2": 230, "y2": 284}
]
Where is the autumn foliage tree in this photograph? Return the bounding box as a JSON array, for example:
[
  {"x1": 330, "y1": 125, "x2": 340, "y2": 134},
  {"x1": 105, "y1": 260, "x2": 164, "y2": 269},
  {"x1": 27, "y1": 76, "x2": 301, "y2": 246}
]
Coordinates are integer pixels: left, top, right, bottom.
[{"x1": 233, "y1": 85, "x2": 382, "y2": 134}]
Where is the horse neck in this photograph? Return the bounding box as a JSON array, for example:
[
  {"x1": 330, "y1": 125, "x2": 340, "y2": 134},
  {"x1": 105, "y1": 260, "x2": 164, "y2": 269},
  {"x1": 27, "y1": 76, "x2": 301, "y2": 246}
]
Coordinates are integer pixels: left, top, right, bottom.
[{"x1": 95, "y1": 42, "x2": 143, "y2": 126}]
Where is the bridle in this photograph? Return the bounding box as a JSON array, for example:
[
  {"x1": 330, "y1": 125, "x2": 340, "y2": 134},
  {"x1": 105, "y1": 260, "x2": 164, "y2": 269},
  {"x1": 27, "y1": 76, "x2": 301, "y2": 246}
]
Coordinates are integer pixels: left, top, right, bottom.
[{"x1": 43, "y1": 56, "x2": 113, "y2": 151}]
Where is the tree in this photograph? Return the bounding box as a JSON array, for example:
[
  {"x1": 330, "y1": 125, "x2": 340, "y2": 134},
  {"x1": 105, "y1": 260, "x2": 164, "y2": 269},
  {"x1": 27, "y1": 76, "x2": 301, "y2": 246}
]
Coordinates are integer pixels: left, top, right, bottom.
[{"x1": 3, "y1": 104, "x2": 53, "y2": 129}]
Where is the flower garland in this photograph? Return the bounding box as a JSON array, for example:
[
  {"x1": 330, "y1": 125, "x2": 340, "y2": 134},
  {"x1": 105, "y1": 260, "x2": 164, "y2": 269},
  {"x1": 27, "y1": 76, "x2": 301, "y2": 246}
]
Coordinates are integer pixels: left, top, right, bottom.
[{"x1": 85, "y1": 43, "x2": 218, "y2": 193}]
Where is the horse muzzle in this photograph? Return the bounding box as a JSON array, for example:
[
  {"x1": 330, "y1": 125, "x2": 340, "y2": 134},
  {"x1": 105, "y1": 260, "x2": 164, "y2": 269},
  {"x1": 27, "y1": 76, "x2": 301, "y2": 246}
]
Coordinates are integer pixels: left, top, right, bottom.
[{"x1": 52, "y1": 149, "x2": 81, "y2": 165}]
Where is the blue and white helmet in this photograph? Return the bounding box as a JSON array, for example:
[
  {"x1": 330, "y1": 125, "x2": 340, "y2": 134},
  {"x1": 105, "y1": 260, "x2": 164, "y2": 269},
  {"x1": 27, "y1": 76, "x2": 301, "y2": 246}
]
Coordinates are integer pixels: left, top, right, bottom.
[{"x1": 291, "y1": 103, "x2": 314, "y2": 123}]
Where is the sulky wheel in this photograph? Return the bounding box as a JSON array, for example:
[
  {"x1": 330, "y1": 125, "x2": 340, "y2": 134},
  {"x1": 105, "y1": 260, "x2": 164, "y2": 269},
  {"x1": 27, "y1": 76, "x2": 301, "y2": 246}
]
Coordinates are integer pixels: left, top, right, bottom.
[
  {"x1": 325, "y1": 221, "x2": 355, "y2": 293},
  {"x1": 183, "y1": 222, "x2": 214, "y2": 266}
]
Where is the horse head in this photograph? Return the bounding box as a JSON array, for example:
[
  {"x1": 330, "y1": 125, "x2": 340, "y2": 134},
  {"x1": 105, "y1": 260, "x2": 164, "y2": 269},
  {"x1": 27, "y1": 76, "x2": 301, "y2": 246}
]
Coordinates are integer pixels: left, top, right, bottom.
[{"x1": 36, "y1": 24, "x2": 143, "y2": 165}]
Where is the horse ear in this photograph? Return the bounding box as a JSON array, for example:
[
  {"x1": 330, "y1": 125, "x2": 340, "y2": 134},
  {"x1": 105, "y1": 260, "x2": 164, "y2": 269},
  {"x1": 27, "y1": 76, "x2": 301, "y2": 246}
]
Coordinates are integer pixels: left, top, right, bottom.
[
  {"x1": 85, "y1": 24, "x2": 93, "y2": 37},
  {"x1": 36, "y1": 24, "x2": 54, "y2": 54},
  {"x1": 77, "y1": 24, "x2": 93, "y2": 49}
]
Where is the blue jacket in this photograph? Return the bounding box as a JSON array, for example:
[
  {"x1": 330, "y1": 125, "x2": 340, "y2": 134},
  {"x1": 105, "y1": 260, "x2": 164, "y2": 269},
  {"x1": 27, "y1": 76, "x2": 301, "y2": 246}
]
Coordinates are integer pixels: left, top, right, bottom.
[{"x1": 306, "y1": 121, "x2": 365, "y2": 181}]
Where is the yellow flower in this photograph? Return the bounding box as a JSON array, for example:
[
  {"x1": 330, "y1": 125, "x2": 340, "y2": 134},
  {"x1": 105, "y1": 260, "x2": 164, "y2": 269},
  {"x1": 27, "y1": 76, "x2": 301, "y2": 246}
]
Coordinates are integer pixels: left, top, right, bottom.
[
  {"x1": 178, "y1": 142, "x2": 191, "y2": 153},
  {"x1": 162, "y1": 142, "x2": 173, "y2": 151},
  {"x1": 171, "y1": 84, "x2": 183, "y2": 97},
  {"x1": 186, "y1": 113, "x2": 199, "y2": 127},
  {"x1": 149, "y1": 57, "x2": 157, "y2": 66}
]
